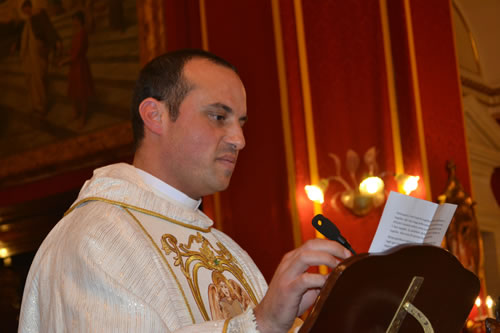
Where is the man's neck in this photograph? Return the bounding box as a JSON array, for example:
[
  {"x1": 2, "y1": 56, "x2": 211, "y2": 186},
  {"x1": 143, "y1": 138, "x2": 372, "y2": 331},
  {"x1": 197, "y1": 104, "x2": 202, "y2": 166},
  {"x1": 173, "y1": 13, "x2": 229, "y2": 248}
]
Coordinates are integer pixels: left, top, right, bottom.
[{"x1": 134, "y1": 167, "x2": 201, "y2": 210}]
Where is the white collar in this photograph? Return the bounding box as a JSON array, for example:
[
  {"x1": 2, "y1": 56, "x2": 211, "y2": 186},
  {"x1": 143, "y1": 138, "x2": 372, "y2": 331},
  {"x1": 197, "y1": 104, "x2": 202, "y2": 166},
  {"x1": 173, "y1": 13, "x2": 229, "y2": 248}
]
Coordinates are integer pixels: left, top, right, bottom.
[{"x1": 135, "y1": 168, "x2": 202, "y2": 210}]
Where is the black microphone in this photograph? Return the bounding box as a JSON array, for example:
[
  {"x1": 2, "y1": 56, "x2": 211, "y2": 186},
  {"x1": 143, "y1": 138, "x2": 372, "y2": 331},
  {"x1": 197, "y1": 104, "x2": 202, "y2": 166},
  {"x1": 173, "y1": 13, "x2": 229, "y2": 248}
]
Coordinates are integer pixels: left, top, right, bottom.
[{"x1": 312, "y1": 214, "x2": 357, "y2": 255}]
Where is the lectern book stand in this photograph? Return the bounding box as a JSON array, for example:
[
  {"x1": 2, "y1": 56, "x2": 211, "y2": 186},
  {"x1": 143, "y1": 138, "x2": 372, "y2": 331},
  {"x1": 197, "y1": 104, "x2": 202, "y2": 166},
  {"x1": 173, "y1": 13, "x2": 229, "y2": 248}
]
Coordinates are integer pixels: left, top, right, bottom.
[{"x1": 299, "y1": 245, "x2": 480, "y2": 333}]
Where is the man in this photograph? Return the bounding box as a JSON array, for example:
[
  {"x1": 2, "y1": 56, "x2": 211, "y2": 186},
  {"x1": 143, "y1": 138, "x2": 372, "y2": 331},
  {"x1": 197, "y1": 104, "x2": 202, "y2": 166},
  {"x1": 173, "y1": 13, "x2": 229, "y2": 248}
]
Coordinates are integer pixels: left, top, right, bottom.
[{"x1": 19, "y1": 49, "x2": 350, "y2": 332}]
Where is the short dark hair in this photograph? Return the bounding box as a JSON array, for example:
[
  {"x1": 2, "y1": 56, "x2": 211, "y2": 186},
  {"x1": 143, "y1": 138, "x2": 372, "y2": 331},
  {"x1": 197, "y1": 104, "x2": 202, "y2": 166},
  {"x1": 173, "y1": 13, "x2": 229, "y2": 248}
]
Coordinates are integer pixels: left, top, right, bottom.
[{"x1": 130, "y1": 49, "x2": 238, "y2": 149}]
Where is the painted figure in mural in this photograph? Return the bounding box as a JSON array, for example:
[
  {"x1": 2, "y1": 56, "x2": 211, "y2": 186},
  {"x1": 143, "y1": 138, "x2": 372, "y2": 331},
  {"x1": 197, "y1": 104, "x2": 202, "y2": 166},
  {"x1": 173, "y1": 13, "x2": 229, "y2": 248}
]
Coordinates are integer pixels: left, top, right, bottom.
[
  {"x1": 18, "y1": 49, "x2": 351, "y2": 332},
  {"x1": 19, "y1": 0, "x2": 61, "y2": 116},
  {"x1": 208, "y1": 272, "x2": 253, "y2": 320},
  {"x1": 59, "y1": 10, "x2": 94, "y2": 127}
]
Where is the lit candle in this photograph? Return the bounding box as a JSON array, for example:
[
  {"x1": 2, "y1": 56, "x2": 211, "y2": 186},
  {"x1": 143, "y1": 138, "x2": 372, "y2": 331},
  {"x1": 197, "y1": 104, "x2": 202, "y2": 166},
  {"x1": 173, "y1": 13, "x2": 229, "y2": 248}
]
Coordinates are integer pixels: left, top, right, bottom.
[
  {"x1": 486, "y1": 296, "x2": 494, "y2": 318},
  {"x1": 475, "y1": 296, "x2": 484, "y2": 319}
]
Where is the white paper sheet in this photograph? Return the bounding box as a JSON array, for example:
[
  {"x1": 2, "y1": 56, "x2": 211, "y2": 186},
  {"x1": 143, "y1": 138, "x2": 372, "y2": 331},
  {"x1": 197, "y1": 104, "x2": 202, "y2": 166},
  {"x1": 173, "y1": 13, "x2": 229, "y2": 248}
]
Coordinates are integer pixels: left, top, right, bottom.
[{"x1": 369, "y1": 191, "x2": 457, "y2": 253}]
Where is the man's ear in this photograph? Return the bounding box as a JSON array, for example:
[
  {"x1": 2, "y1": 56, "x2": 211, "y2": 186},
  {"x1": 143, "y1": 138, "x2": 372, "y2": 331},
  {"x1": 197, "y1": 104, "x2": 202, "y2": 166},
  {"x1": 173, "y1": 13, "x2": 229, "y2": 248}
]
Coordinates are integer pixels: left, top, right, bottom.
[{"x1": 138, "y1": 97, "x2": 167, "y2": 136}]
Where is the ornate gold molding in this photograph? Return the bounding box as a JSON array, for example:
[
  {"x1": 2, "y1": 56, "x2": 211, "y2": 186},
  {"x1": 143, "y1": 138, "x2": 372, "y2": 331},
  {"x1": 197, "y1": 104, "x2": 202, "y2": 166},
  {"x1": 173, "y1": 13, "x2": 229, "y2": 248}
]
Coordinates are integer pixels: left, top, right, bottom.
[
  {"x1": 451, "y1": 1, "x2": 482, "y2": 76},
  {"x1": 461, "y1": 76, "x2": 500, "y2": 98},
  {"x1": 403, "y1": 0, "x2": 432, "y2": 200},
  {"x1": 0, "y1": 122, "x2": 133, "y2": 187},
  {"x1": 137, "y1": 0, "x2": 167, "y2": 65},
  {"x1": 271, "y1": 0, "x2": 302, "y2": 248},
  {"x1": 379, "y1": 0, "x2": 405, "y2": 177}
]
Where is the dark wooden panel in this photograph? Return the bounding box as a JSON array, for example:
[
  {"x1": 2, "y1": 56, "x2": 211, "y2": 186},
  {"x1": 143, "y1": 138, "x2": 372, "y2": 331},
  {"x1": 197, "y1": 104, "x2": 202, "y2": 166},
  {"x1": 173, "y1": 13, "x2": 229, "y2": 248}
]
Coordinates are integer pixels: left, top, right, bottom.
[
  {"x1": 0, "y1": 189, "x2": 78, "y2": 258},
  {"x1": 0, "y1": 188, "x2": 79, "y2": 332}
]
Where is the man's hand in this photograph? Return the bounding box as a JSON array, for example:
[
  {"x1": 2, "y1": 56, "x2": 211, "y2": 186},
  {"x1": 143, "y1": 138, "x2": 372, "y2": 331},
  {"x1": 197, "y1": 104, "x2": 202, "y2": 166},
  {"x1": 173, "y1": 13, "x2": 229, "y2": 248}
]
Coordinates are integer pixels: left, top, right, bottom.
[{"x1": 254, "y1": 239, "x2": 351, "y2": 333}]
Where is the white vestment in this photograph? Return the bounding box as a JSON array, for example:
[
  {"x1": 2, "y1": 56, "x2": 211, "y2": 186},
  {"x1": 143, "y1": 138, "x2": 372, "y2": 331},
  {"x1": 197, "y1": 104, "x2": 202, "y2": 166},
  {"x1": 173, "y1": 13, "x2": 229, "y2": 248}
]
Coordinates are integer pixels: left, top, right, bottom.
[{"x1": 19, "y1": 163, "x2": 269, "y2": 332}]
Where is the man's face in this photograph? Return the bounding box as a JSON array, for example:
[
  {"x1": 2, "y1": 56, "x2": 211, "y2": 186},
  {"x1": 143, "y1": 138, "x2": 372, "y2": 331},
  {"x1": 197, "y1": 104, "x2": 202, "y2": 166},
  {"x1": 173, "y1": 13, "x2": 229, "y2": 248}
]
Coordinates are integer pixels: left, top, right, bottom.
[{"x1": 158, "y1": 58, "x2": 247, "y2": 199}]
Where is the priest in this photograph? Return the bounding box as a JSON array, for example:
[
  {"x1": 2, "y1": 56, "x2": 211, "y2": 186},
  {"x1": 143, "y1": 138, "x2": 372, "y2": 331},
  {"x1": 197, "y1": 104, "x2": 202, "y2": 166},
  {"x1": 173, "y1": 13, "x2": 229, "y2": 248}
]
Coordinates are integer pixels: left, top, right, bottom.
[{"x1": 18, "y1": 49, "x2": 351, "y2": 332}]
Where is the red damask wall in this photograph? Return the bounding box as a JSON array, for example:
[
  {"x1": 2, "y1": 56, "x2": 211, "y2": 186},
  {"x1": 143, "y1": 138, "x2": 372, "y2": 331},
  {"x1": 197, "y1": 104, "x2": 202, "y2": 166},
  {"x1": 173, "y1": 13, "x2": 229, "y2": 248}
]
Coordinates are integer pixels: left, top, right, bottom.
[
  {"x1": 178, "y1": 0, "x2": 471, "y2": 278},
  {"x1": 410, "y1": 0, "x2": 471, "y2": 195},
  {"x1": 298, "y1": 0, "x2": 395, "y2": 253}
]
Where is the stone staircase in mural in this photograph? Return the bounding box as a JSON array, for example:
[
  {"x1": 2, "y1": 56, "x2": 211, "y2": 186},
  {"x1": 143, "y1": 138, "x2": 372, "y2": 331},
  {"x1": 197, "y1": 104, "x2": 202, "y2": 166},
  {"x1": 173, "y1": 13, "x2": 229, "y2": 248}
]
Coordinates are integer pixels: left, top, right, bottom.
[{"x1": 0, "y1": 0, "x2": 140, "y2": 158}]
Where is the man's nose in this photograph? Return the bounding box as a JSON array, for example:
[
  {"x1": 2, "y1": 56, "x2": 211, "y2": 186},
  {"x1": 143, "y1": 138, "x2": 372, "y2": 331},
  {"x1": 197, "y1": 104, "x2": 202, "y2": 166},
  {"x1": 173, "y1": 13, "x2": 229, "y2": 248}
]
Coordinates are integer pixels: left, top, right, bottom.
[{"x1": 225, "y1": 124, "x2": 246, "y2": 151}]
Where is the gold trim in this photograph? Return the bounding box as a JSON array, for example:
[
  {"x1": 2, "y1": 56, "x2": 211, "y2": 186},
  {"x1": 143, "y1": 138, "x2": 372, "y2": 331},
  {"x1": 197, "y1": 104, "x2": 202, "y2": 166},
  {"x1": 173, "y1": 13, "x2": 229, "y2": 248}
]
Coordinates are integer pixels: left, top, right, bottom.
[
  {"x1": 403, "y1": 0, "x2": 432, "y2": 201},
  {"x1": 199, "y1": 0, "x2": 209, "y2": 51},
  {"x1": 139, "y1": 1, "x2": 167, "y2": 63},
  {"x1": 65, "y1": 197, "x2": 212, "y2": 233},
  {"x1": 293, "y1": 0, "x2": 321, "y2": 210},
  {"x1": 223, "y1": 318, "x2": 230, "y2": 332},
  {"x1": 143, "y1": 1, "x2": 153, "y2": 62},
  {"x1": 157, "y1": 1, "x2": 167, "y2": 54},
  {"x1": 271, "y1": 0, "x2": 302, "y2": 248},
  {"x1": 123, "y1": 208, "x2": 197, "y2": 324},
  {"x1": 451, "y1": 1, "x2": 482, "y2": 76},
  {"x1": 293, "y1": 0, "x2": 322, "y2": 219},
  {"x1": 379, "y1": 0, "x2": 405, "y2": 176},
  {"x1": 209, "y1": 233, "x2": 260, "y2": 304},
  {"x1": 293, "y1": 0, "x2": 326, "y2": 274}
]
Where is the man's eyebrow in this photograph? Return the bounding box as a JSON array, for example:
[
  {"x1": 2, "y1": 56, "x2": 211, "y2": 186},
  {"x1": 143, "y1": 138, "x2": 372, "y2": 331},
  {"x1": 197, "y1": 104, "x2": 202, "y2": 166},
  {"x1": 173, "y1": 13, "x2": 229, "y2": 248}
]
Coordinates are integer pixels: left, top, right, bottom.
[
  {"x1": 207, "y1": 103, "x2": 248, "y2": 122},
  {"x1": 208, "y1": 102, "x2": 232, "y2": 113}
]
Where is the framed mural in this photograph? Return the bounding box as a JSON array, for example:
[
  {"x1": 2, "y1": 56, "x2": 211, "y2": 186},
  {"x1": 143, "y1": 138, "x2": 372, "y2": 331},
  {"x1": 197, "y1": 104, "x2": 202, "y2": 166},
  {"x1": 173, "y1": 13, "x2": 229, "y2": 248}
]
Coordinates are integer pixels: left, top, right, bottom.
[{"x1": 0, "y1": 0, "x2": 140, "y2": 186}]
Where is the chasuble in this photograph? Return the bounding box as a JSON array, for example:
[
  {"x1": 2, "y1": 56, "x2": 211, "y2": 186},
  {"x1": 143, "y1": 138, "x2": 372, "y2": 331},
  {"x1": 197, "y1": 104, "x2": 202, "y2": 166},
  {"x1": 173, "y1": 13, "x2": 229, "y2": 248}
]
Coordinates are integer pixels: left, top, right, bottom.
[{"x1": 19, "y1": 163, "x2": 268, "y2": 332}]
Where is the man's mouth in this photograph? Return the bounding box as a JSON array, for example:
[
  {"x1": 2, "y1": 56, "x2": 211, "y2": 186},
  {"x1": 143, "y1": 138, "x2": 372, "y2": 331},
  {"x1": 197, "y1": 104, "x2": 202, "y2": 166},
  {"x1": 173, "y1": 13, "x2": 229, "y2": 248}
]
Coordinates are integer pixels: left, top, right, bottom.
[{"x1": 216, "y1": 154, "x2": 237, "y2": 167}]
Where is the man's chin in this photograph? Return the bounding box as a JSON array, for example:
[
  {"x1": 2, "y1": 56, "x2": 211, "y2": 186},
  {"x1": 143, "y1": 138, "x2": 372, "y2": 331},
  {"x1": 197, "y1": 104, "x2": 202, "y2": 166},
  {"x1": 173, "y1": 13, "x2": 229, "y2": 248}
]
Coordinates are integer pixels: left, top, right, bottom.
[
  {"x1": 213, "y1": 177, "x2": 232, "y2": 193},
  {"x1": 217, "y1": 182, "x2": 231, "y2": 193}
]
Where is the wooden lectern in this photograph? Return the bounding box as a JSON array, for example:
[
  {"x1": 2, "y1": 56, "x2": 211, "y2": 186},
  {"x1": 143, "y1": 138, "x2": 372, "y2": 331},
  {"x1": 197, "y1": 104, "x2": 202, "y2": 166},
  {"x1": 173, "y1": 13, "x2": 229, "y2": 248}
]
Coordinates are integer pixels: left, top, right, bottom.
[{"x1": 299, "y1": 245, "x2": 480, "y2": 332}]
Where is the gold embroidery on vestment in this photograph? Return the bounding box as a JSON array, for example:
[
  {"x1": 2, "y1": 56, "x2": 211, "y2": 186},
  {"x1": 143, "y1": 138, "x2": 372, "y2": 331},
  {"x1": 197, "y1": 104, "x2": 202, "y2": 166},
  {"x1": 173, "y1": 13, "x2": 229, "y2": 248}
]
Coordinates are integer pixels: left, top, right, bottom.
[
  {"x1": 161, "y1": 232, "x2": 258, "y2": 321},
  {"x1": 123, "y1": 207, "x2": 196, "y2": 324},
  {"x1": 65, "y1": 197, "x2": 211, "y2": 232},
  {"x1": 223, "y1": 318, "x2": 230, "y2": 333},
  {"x1": 66, "y1": 196, "x2": 257, "y2": 324}
]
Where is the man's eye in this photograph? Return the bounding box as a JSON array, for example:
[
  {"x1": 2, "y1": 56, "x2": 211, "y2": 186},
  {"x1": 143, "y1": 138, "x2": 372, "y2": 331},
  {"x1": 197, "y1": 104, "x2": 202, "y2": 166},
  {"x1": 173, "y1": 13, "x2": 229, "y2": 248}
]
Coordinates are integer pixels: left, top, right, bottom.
[{"x1": 209, "y1": 113, "x2": 226, "y2": 121}]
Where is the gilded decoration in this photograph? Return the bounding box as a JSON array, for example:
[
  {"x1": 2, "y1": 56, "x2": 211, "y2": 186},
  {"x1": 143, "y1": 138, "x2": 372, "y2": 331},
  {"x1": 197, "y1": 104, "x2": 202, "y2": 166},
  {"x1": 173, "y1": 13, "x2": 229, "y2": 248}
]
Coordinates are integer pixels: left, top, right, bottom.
[
  {"x1": 438, "y1": 161, "x2": 490, "y2": 331},
  {"x1": 438, "y1": 161, "x2": 483, "y2": 277},
  {"x1": 161, "y1": 232, "x2": 257, "y2": 321}
]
